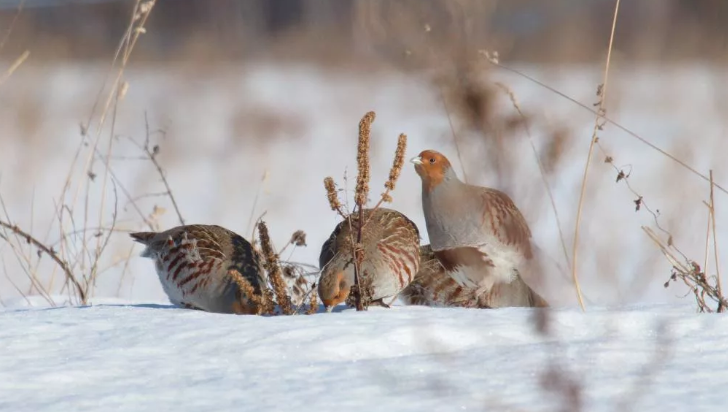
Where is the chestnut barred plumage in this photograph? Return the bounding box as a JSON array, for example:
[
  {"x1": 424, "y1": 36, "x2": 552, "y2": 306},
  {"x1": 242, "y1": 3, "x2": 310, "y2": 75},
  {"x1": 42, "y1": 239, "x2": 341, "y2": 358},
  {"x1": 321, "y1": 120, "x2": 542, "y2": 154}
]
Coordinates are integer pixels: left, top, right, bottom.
[
  {"x1": 318, "y1": 208, "x2": 421, "y2": 311},
  {"x1": 130, "y1": 225, "x2": 266, "y2": 314}
]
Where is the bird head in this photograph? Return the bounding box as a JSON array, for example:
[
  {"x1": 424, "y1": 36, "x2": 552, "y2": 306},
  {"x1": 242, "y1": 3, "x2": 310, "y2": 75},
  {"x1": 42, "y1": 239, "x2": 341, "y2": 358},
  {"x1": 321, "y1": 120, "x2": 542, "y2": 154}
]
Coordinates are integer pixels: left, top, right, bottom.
[
  {"x1": 410, "y1": 150, "x2": 453, "y2": 191},
  {"x1": 317, "y1": 270, "x2": 352, "y2": 312}
]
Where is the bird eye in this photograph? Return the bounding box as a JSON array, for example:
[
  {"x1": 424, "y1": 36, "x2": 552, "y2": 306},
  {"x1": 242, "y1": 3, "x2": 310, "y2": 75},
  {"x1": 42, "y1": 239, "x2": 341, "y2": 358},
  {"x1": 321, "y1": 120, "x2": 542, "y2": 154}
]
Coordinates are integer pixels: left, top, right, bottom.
[{"x1": 429, "y1": 157, "x2": 436, "y2": 164}]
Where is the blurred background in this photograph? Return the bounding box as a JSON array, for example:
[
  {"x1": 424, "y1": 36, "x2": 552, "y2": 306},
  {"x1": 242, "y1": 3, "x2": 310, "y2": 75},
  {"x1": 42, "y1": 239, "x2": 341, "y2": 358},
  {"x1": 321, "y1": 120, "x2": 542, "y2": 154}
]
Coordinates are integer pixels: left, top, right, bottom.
[{"x1": 0, "y1": 0, "x2": 726, "y2": 308}]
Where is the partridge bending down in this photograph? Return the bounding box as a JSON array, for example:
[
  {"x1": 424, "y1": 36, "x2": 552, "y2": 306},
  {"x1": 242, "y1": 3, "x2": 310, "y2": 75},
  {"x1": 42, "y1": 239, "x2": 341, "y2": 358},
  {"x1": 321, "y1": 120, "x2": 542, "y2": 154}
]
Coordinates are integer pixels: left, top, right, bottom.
[
  {"x1": 130, "y1": 225, "x2": 266, "y2": 314},
  {"x1": 411, "y1": 150, "x2": 548, "y2": 308},
  {"x1": 318, "y1": 208, "x2": 421, "y2": 312}
]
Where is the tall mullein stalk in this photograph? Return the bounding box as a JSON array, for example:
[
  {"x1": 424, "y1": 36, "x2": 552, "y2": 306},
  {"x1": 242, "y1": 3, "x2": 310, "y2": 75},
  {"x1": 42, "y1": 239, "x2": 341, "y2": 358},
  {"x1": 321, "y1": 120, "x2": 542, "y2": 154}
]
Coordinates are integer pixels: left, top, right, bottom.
[{"x1": 352, "y1": 111, "x2": 375, "y2": 311}]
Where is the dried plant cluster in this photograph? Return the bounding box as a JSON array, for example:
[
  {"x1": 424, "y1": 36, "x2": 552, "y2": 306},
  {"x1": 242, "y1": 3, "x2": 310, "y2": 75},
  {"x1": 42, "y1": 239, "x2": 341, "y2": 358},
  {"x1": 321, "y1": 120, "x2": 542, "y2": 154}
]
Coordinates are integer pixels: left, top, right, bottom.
[
  {"x1": 323, "y1": 110, "x2": 408, "y2": 311},
  {"x1": 231, "y1": 221, "x2": 318, "y2": 316}
]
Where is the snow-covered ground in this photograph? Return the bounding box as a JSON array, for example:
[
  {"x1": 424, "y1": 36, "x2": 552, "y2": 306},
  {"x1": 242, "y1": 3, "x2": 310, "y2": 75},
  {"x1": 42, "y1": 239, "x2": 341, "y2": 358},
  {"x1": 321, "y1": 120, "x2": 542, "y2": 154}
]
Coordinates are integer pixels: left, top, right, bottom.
[{"x1": 1, "y1": 301, "x2": 726, "y2": 411}]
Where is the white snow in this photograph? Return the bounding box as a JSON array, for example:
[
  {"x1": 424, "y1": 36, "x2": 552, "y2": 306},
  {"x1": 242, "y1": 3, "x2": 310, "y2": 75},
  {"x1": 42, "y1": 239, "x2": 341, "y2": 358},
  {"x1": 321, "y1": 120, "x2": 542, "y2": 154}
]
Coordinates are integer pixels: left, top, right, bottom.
[{"x1": 1, "y1": 301, "x2": 726, "y2": 411}]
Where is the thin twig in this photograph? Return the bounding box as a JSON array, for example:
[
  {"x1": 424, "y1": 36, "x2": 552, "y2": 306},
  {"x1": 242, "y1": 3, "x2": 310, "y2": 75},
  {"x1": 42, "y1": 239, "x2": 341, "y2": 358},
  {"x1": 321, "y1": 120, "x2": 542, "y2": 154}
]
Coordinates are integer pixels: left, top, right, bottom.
[
  {"x1": 437, "y1": 85, "x2": 469, "y2": 183},
  {"x1": 246, "y1": 170, "x2": 268, "y2": 235},
  {"x1": 709, "y1": 170, "x2": 723, "y2": 312},
  {"x1": 486, "y1": 61, "x2": 728, "y2": 196},
  {"x1": 0, "y1": 220, "x2": 86, "y2": 303},
  {"x1": 144, "y1": 112, "x2": 184, "y2": 225},
  {"x1": 0, "y1": 0, "x2": 25, "y2": 52},
  {"x1": 0, "y1": 50, "x2": 29, "y2": 87},
  {"x1": 571, "y1": 0, "x2": 621, "y2": 311},
  {"x1": 493, "y1": 82, "x2": 571, "y2": 273}
]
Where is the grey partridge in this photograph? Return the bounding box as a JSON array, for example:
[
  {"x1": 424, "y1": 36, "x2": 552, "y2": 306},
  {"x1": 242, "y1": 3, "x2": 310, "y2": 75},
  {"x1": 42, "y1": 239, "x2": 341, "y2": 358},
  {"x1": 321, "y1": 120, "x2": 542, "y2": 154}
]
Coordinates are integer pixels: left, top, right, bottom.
[
  {"x1": 318, "y1": 208, "x2": 420, "y2": 311},
  {"x1": 401, "y1": 244, "x2": 548, "y2": 308},
  {"x1": 411, "y1": 150, "x2": 548, "y2": 308},
  {"x1": 130, "y1": 224, "x2": 266, "y2": 314}
]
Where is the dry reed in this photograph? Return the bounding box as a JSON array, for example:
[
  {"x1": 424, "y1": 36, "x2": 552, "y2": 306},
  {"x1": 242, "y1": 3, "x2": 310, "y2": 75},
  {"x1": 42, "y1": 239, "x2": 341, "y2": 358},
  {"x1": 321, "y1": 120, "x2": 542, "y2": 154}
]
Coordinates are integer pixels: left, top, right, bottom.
[{"x1": 570, "y1": 0, "x2": 621, "y2": 311}]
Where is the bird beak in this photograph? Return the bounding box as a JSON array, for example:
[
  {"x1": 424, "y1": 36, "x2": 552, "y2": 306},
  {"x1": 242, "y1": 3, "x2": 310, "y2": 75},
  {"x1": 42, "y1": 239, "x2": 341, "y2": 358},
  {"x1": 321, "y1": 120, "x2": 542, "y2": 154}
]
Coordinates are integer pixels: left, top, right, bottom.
[{"x1": 410, "y1": 156, "x2": 423, "y2": 165}]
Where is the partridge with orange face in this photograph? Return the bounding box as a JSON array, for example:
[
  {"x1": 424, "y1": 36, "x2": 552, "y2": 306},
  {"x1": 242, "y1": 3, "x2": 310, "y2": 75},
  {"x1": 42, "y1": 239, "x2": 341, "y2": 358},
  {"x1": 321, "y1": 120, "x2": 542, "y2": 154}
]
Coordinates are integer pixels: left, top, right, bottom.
[
  {"x1": 131, "y1": 225, "x2": 266, "y2": 314},
  {"x1": 411, "y1": 150, "x2": 548, "y2": 308},
  {"x1": 318, "y1": 208, "x2": 421, "y2": 312}
]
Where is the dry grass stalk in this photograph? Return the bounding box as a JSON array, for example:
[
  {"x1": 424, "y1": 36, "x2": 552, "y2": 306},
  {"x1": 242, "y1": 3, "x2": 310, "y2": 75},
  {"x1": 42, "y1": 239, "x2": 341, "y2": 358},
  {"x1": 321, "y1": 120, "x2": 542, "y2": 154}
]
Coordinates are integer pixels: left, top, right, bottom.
[
  {"x1": 0, "y1": 50, "x2": 30, "y2": 88},
  {"x1": 364, "y1": 133, "x2": 408, "y2": 227},
  {"x1": 0, "y1": 220, "x2": 86, "y2": 303},
  {"x1": 493, "y1": 81, "x2": 571, "y2": 275},
  {"x1": 352, "y1": 111, "x2": 377, "y2": 311},
  {"x1": 571, "y1": 0, "x2": 621, "y2": 311},
  {"x1": 488, "y1": 59, "x2": 728, "y2": 196},
  {"x1": 708, "y1": 170, "x2": 724, "y2": 311},
  {"x1": 124, "y1": 113, "x2": 185, "y2": 226},
  {"x1": 246, "y1": 170, "x2": 269, "y2": 237},
  {"x1": 437, "y1": 84, "x2": 469, "y2": 183},
  {"x1": 384, "y1": 133, "x2": 406, "y2": 192},
  {"x1": 307, "y1": 282, "x2": 319, "y2": 315},
  {"x1": 0, "y1": 0, "x2": 25, "y2": 52},
  {"x1": 323, "y1": 177, "x2": 345, "y2": 217},
  {"x1": 227, "y1": 269, "x2": 269, "y2": 315},
  {"x1": 355, "y1": 111, "x2": 375, "y2": 207},
  {"x1": 322, "y1": 110, "x2": 409, "y2": 311},
  {"x1": 645, "y1": 227, "x2": 728, "y2": 312},
  {"x1": 257, "y1": 220, "x2": 294, "y2": 315}
]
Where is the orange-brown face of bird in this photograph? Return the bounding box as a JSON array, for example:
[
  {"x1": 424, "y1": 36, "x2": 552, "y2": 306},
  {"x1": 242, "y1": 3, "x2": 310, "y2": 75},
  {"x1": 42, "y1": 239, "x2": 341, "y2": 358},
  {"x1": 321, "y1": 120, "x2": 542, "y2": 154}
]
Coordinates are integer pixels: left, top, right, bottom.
[
  {"x1": 318, "y1": 271, "x2": 351, "y2": 312},
  {"x1": 410, "y1": 150, "x2": 452, "y2": 191}
]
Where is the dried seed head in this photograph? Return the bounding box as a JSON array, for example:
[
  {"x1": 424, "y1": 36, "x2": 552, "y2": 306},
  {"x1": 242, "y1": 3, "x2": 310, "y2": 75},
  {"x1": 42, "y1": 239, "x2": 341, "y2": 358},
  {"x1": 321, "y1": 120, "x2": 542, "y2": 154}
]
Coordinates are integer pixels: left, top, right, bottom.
[
  {"x1": 227, "y1": 269, "x2": 264, "y2": 315},
  {"x1": 384, "y1": 133, "x2": 407, "y2": 192},
  {"x1": 323, "y1": 177, "x2": 344, "y2": 215},
  {"x1": 289, "y1": 230, "x2": 307, "y2": 247},
  {"x1": 307, "y1": 282, "x2": 319, "y2": 315},
  {"x1": 355, "y1": 111, "x2": 375, "y2": 207},
  {"x1": 257, "y1": 220, "x2": 293, "y2": 315}
]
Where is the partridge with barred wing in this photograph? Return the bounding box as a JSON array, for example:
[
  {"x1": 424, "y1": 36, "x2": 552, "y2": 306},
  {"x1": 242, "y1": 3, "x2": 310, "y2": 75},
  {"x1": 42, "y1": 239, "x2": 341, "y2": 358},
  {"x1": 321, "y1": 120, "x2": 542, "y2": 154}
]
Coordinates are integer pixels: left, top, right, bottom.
[
  {"x1": 318, "y1": 208, "x2": 421, "y2": 312},
  {"x1": 131, "y1": 225, "x2": 266, "y2": 314},
  {"x1": 401, "y1": 244, "x2": 547, "y2": 308},
  {"x1": 411, "y1": 150, "x2": 548, "y2": 308}
]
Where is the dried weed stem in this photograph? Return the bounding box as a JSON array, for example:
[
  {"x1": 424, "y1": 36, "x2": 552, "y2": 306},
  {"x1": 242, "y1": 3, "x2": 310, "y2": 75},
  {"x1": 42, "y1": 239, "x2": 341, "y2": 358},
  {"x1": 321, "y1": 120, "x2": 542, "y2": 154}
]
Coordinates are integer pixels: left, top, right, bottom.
[
  {"x1": 0, "y1": 220, "x2": 86, "y2": 303},
  {"x1": 353, "y1": 111, "x2": 375, "y2": 311},
  {"x1": 323, "y1": 177, "x2": 345, "y2": 217},
  {"x1": 708, "y1": 171, "x2": 724, "y2": 311},
  {"x1": 571, "y1": 0, "x2": 621, "y2": 311},
  {"x1": 646, "y1": 227, "x2": 728, "y2": 312},
  {"x1": 126, "y1": 113, "x2": 185, "y2": 226},
  {"x1": 0, "y1": 50, "x2": 30, "y2": 87},
  {"x1": 355, "y1": 111, "x2": 375, "y2": 207},
  {"x1": 486, "y1": 61, "x2": 728, "y2": 195},
  {"x1": 227, "y1": 269, "x2": 268, "y2": 315},
  {"x1": 257, "y1": 221, "x2": 294, "y2": 315},
  {"x1": 365, "y1": 133, "x2": 408, "y2": 226},
  {"x1": 307, "y1": 283, "x2": 319, "y2": 315}
]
